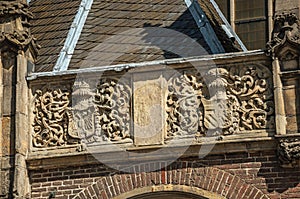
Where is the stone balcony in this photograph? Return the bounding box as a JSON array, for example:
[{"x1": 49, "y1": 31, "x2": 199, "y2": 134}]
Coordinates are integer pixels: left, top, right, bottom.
[{"x1": 26, "y1": 50, "x2": 279, "y2": 169}]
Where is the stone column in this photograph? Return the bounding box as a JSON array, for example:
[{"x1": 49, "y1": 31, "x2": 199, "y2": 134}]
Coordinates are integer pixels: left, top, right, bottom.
[
  {"x1": 272, "y1": 57, "x2": 286, "y2": 135},
  {"x1": 267, "y1": 12, "x2": 300, "y2": 135},
  {"x1": 267, "y1": 5, "x2": 300, "y2": 167},
  {"x1": 0, "y1": 1, "x2": 38, "y2": 198}
]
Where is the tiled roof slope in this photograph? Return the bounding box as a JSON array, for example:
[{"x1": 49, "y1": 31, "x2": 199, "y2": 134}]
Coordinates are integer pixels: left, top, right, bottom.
[
  {"x1": 29, "y1": 0, "x2": 81, "y2": 72},
  {"x1": 30, "y1": 0, "x2": 242, "y2": 72},
  {"x1": 67, "y1": 0, "x2": 213, "y2": 70}
]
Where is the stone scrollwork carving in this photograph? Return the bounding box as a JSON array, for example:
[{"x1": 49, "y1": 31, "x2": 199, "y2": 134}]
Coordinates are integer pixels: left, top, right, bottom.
[
  {"x1": 220, "y1": 64, "x2": 274, "y2": 132},
  {"x1": 166, "y1": 72, "x2": 206, "y2": 139},
  {"x1": 32, "y1": 64, "x2": 273, "y2": 146},
  {"x1": 32, "y1": 78, "x2": 132, "y2": 147},
  {"x1": 166, "y1": 64, "x2": 274, "y2": 139},
  {"x1": 32, "y1": 89, "x2": 80, "y2": 148},
  {"x1": 278, "y1": 136, "x2": 300, "y2": 168},
  {"x1": 94, "y1": 78, "x2": 132, "y2": 142}
]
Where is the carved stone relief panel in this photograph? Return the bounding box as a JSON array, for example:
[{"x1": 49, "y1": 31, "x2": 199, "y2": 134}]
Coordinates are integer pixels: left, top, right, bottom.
[
  {"x1": 94, "y1": 77, "x2": 132, "y2": 142},
  {"x1": 32, "y1": 77, "x2": 133, "y2": 148},
  {"x1": 31, "y1": 62, "x2": 273, "y2": 149},
  {"x1": 219, "y1": 64, "x2": 274, "y2": 132},
  {"x1": 166, "y1": 71, "x2": 207, "y2": 139},
  {"x1": 32, "y1": 87, "x2": 80, "y2": 148},
  {"x1": 166, "y1": 63, "x2": 274, "y2": 140}
]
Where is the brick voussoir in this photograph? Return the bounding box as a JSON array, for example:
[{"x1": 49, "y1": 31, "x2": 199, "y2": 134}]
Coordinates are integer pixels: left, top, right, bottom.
[{"x1": 70, "y1": 161, "x2": 270, "y2": 199}]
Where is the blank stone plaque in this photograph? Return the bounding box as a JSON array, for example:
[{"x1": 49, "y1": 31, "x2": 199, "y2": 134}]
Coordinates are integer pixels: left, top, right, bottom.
[{"x1": 133, "y1": 71, "x2": 166, "y2": 146}]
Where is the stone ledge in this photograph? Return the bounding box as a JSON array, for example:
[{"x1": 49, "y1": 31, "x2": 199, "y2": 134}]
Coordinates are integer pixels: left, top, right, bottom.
[
  {"x1": 27, "y1": 136, "x2": 276, "y2": 170},
  {"x1": 27, "y1": 50, "x2": 267, "y2": 81}
]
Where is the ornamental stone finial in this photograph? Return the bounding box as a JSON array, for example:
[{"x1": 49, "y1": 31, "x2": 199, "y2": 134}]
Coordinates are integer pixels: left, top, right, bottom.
[
  {"x1": 0, "y1": 0, "x2": 39, "y2": 57},
  {"x1": 266, "y1": 12, "x2": 300, "y2": 58}
]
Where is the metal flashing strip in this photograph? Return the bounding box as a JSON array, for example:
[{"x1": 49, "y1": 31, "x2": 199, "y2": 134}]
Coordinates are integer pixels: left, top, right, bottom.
[
  {"x1": 53, "y1": 0, "x2": 93, "y2": 72},
  {"x1": 209, "y1": 0, "x2": 248, "y2": 52},
  {"x1": 185, "y1": 0, "x2": 225, "y2": 54},
  {"x1": 27, "y1": 50, "x2": 264, "y2": 80}
]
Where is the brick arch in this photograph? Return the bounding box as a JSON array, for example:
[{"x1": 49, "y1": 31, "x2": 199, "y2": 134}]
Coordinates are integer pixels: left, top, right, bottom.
[{"x1": 72, "y1": 161, "x2": 270, "y2": 199}]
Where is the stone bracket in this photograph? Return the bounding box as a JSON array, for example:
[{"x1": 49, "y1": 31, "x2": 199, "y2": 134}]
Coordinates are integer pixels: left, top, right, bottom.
[{"x1": 276, "y1": 134, "x2": 300, "y2": 168}]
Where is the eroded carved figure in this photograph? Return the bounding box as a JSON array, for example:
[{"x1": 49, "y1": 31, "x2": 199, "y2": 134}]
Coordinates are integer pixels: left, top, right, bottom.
[
  {"x1": 267, "y1": 13, "x2": 300, "y2": 55},
  {"x1": 0, "y1": 1, "x2": 39, "y2": 53},
  {"x1": 32, "y1": 89, "x2": 80, "y2": 147}
]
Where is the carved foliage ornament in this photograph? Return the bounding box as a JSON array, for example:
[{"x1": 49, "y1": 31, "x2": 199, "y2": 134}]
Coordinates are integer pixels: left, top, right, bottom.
[
  {"x1": 0, "y1": 1, "x2": 33, "y2": 18},
  {"x1": 166, "y1": 64, "x2": 274, "y2": 139},
  {"x1": 166, "y1": 72, "x2": 206, "y2": 138},
  {"x1": 32, "y1": 89, "x2": 80, "y2": 147},
  {"x1": 32, "y1": 79, "x2": 133, "y2": 148},
  {"x1": 94, "y1": 78, "x2": 132, "y2": 142},
  {"x1": 32, "y1": 65, "x2": 273, "y2": 147},
  {"x1": 267, "y1": 13, "x2": 300, "y2": 56}
]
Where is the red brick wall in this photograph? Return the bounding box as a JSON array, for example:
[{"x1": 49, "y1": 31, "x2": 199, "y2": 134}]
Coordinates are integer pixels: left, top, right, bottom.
[{"x1": 29, "y1": 150, "x2": 300, "y2": 199}]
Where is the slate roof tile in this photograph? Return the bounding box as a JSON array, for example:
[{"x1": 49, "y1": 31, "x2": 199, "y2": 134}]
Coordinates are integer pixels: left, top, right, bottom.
[
  {"x1": 30, "y1": 0, "x2": 81, "y2": 72},
  {"x1": 30, "y1": 0, "x2": 241, "y2": 72}
]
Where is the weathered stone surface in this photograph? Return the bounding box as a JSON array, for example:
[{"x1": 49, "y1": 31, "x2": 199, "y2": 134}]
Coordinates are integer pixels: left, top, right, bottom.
[
  {"x1": 275, "y1": 0, "x2": 300, "y2": 13},
  {"x1": 285, "y1": 117, "x2": 298, "y2": 134},
  {"x1": 0, "y1": 1, "x2": 39, "y2": 55},
  {"x1": 32, "y1": 88, "x2": 81, "y2": 148},
  {"x1": 2, "y1": 117, "x2": 14, "y2": 156},
  {"x1": 267, "y1": 12, "x2": 300, "y2": 57},
  {"x1": 2, "y1": 52, "x2": 15, "y2": 116},
  {"x1": 0, "y1": 2, "x2": 39, "y2": 197},
  {"x1": 0, "y1": 169, "x2": 10, "y2": 197},
  {"x1": 133, "y1": 72, "x2": 165, "y2": 146},
  {"x1": 281, "y1": 59, "x2": 299, "y2": 71},
  {"x1": 282, "y1": 85, "x2": 300, "y2": 134},
  {"x1": 283, "y1": 86, "x2": 297, "y2": 116},
  {"x1": 95, "y1": 78, "x2": 132, "y2": 142}
]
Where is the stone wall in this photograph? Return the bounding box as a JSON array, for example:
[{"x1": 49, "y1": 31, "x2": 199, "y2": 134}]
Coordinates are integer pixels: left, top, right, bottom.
[{"x1": 29, "y1": 149, "x2": 300, "y2": 199}]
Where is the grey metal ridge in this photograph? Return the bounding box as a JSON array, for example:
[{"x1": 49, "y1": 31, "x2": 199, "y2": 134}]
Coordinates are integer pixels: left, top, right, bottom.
[
  {"x1": 209, "y1": 0, "x2": 248, "y2": 52},
  {"x1": 53, "y1": 0, "x2": 93, "y2": 72},
  {"x1": 27, "y1": 50, "x2": 264, "y2": 80},
  {"x1": 185, "y1": 0, "x2": 225, "y2": 54}
]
